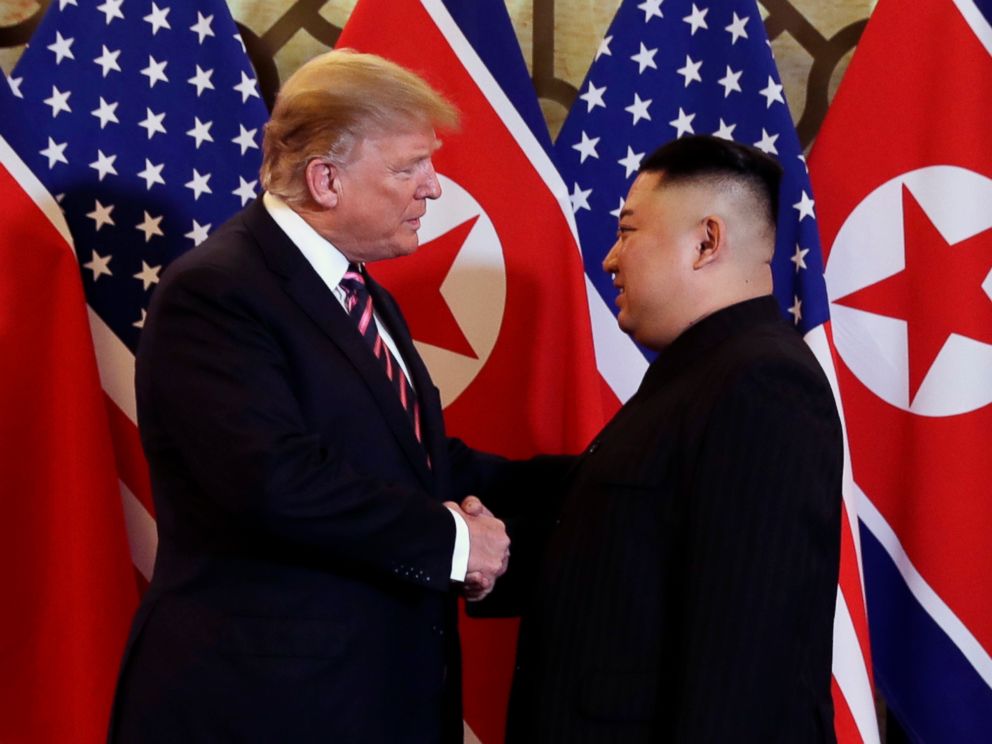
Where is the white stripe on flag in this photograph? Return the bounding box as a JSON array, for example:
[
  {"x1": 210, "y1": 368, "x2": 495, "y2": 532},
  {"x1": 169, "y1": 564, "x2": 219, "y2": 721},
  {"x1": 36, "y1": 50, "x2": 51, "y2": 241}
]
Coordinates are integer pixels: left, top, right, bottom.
[
  {"x1": 121, "y1": 480, "x2": 157, "y2": 581},
  {"x1": 586, "y1": 275, "x2": 647, "y2": 401},
  {"x1": 805, "y1": 325, "x2": 865, "y2": 585},
  {"x1": 857, "y1": 484, "x2": 992, "y2": 691},
  {"x1": 954, "y1": 0, "x2": 992, "y2": 56},
  {"x1": 806, "y1": 324, "x2": 879, "y2": 741},
  {"x1": 89, "y1": 306, "x2": 138, "y2": 424},
  {"x1": 833, "y1": 588, "x2": 881, "y2": 744}
]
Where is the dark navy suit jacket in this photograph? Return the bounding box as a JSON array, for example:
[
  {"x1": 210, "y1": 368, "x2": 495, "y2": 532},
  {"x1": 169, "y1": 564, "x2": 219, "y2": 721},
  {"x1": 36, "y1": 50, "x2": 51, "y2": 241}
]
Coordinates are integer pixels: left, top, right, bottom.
[{"x1": 109, "y1": 199, "x2": 505, "y2": 744}]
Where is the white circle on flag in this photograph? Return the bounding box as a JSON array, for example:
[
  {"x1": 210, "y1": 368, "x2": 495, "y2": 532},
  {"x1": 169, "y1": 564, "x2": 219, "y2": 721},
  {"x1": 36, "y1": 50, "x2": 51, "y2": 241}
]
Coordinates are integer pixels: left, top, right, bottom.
[
  {"x1": 417, "y1": 174, "x2": 505, "y2": 408},
  {"x1": 825, "y1": 165, "x2": 992, "y2": 417}
]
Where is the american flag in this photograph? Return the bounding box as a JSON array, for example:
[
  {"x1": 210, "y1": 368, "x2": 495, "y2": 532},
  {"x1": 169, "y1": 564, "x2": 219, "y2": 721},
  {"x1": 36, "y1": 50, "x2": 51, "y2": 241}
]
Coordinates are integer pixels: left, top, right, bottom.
[
  {"x1": 6, "y1": 0, "x2": 269, "y2": 581},
  {"x1": 552, "y1": 0, "x2": 879, "y2": 741}
]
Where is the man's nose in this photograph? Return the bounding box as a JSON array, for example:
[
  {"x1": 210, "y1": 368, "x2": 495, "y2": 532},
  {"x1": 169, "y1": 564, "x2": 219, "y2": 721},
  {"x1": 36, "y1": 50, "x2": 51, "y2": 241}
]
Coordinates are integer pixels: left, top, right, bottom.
[
  {"x1": 419, "y1": 162, "x2": 442, "y2": 200},
  {"x1": 602, "y1": 240, "x2": 621, "y2": 273}
]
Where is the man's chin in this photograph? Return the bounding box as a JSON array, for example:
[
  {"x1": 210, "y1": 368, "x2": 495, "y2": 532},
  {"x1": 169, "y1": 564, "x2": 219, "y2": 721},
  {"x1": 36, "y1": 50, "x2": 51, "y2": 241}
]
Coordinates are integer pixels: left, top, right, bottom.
[
  {"x1": 357, "y1": 239, "x2": 419, "y2": 263},
  {"x1": 616, "y1": 312, "x2": 633, "y2": 337},
  {"x1": 393, "y1": 239, "x2": 420, "y2": 257}
]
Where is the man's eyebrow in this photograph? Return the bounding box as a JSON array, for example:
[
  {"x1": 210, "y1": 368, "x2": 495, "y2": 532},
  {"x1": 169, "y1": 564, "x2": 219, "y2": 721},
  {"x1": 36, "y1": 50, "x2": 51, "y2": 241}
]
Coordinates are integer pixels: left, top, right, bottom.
[{"x1": 409, "y1": 140, "x2": 442, "y2": 161}]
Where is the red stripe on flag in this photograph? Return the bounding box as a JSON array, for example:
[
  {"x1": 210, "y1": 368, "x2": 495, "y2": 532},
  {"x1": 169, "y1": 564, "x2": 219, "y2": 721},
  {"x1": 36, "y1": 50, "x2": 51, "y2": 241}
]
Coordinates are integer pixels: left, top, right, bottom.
[
  {"x1": 838, "y1": 501, "x2": 873, "y2": 683},
  {"x1": 832, "y1": 676, "x2": 866, "y2": 744},
  {"x1": 104, "y1": 393, "x2": 154, "y2": 518}
]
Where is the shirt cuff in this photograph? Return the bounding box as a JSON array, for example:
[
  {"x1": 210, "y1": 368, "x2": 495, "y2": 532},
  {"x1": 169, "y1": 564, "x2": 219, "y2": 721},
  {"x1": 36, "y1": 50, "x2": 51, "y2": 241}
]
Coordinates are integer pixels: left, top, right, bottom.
[{"x1": 446, "y1": 504, "x2": 469, "y2": 582}]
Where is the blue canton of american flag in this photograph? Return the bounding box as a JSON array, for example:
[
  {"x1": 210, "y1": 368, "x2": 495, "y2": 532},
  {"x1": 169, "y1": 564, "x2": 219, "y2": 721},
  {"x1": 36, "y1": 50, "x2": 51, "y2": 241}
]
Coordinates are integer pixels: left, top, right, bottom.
[
  {"x1": 554, "y1": 0, "x2": 827, "y2": 347},
  {"x1": 6, "y1": 0, "x2": 269, "y2": 353}
]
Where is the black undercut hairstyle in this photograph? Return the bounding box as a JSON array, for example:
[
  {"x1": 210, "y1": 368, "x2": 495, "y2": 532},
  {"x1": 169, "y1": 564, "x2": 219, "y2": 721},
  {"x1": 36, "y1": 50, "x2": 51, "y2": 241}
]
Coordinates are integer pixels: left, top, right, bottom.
[{"x1": 639, "y1": 135, "x2": 784, "y2": 227}]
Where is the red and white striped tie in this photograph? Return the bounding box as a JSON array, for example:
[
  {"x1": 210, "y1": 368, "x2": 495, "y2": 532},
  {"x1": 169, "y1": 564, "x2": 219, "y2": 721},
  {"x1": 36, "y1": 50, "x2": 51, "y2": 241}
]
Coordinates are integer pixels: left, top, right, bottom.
[{"x1": 339, "y1": 263, "x2": 422, "y2": 443}]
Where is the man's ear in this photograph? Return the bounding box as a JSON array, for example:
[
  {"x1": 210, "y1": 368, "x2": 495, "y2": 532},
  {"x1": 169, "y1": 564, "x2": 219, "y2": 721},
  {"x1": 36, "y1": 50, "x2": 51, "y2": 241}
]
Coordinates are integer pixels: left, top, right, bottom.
[
  {"x1": 692, "y1": 215, "x2": 725, "y2": 270},
  {"x1": 304, "y1": 159, "x2": 340, "y2": 209}
]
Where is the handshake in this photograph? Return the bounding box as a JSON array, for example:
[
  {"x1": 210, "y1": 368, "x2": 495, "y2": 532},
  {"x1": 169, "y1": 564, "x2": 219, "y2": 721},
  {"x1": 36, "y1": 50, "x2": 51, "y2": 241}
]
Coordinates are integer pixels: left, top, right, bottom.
[{"x1": 444, "y1": 496, "x2": 509, "y2": 602}]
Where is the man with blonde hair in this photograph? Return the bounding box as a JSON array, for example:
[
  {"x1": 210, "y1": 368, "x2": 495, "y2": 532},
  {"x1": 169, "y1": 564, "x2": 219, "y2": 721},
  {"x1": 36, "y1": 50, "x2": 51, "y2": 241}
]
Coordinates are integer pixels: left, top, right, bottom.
[{"x1": 109, "y1": 50, "x2": 510, "y2": 743}]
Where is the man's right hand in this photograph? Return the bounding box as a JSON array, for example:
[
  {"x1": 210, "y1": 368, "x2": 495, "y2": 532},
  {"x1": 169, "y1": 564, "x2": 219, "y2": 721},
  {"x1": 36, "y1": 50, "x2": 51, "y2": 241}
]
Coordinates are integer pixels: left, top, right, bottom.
[{"x1": 446, "y1": 497, "x2": 509, "y2": 601}]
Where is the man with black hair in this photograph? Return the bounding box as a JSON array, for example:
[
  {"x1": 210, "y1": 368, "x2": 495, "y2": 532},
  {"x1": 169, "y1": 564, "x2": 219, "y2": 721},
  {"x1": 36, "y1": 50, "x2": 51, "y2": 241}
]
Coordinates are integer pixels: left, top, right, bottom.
[{"x1": 493, "y1": 135, "x2": 843, "y2": 742}]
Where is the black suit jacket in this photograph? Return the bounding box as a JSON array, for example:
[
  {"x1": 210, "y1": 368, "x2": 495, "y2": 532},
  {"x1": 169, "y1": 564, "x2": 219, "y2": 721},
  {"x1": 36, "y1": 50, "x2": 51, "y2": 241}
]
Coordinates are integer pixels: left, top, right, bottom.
[
  {"x1": 109, "y1": 199, "x2": 504, "y2": 744},
  {"x1": 502, "y1": 297, "x2": 843, "y2": 743}
]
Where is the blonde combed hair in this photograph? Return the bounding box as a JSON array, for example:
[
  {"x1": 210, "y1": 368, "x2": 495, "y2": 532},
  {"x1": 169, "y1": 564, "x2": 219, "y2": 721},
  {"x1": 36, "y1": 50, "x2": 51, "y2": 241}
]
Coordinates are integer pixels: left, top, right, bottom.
[{"x1": 260, "y1": 49, "x2": 460, "y2": 207}]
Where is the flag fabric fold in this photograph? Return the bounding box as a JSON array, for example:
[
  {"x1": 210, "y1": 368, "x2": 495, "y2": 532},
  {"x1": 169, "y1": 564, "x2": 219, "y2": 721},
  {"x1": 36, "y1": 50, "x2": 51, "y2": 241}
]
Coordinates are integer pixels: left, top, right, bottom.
[
  {"x1": 552, "y1": 1, "x2": 878, "y2": 740},
  {"x1": 810, "y1": 0, "x2": 992, "y2": 740},
  {"x1": 0, "y1": 74, "x2": 137, "y2": 744}
]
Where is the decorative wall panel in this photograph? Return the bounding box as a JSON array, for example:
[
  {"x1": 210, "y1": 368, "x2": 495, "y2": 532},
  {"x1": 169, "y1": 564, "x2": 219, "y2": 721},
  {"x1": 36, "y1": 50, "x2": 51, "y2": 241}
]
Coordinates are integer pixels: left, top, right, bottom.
[{"x1": 3, "y1": 0, "x2": 873, "y2": 148}]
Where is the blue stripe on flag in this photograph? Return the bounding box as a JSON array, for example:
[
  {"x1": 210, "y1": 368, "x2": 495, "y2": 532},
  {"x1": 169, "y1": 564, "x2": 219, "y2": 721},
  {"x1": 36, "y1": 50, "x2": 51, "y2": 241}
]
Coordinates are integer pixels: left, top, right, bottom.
[
  {"x1": 441, "y1": 0, "x2": 552, "y2": 153},
  {"x1": 973, "y1": 0, "x2": 992, "y2": 26},
  {"x1": 861, "y1": 524, "x2": 992, "y2": 743}
]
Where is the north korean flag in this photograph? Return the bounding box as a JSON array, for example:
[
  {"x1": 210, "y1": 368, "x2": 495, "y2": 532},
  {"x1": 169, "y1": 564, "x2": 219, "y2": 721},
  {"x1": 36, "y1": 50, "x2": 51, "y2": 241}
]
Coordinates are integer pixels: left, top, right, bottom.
[
  {"x1": 338, "y1": 1, "x2": 610, "y2": 741},
  {"x1": 809, "y1": 0, "x2": 992, "y2": 740}
]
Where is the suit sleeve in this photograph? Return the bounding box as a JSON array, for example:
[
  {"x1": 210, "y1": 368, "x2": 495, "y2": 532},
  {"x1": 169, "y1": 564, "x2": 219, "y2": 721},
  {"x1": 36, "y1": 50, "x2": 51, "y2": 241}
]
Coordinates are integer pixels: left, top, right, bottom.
[
  {"x1": 464, "y1": 454, "x2": 578, "y2": 618},
  {"x1": 668, "y1": 359, "x2": 842, "y2": 741},
  {"x1": 138, "y1": 261, "x2": 457, "y2": 591}
]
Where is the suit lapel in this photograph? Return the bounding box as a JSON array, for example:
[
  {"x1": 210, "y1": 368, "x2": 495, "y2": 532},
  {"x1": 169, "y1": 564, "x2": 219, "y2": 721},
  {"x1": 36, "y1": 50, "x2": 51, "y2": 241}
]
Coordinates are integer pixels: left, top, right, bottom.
[{"x1": 244, "y1": 201, "x2": 434, "y2": 491}]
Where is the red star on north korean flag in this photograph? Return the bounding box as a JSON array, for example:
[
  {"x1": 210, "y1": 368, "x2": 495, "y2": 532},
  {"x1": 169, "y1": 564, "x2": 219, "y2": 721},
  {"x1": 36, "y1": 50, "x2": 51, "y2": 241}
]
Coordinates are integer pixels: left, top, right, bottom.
[
  {"x1": 371, "y1": 215, "x2": 479, "y2": 358},
  {"x1": 835, "y1": 184, "x2": 992, "y2": 402}
]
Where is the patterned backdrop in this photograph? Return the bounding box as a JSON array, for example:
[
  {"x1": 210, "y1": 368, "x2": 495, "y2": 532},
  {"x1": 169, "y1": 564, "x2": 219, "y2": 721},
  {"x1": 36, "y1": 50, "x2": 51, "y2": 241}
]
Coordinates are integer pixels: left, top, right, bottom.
[{"x1": 2, "y1": 0, "x2": 874, "y2": 147}]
